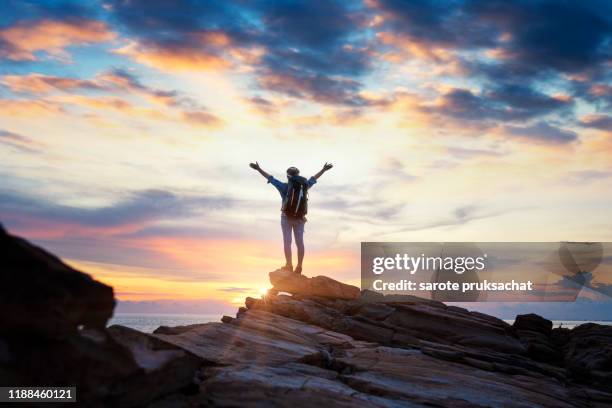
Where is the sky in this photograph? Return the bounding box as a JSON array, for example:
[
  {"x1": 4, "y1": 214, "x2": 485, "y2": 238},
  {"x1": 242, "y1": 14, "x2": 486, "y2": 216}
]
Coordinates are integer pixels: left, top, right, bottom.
[{"x1": 0, "y1": 0, "x2": 611, "y2": 317}]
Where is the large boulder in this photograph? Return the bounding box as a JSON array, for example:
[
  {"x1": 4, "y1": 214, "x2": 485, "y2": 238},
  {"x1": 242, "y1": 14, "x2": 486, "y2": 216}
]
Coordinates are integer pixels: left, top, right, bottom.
[
  {"x1": 0, "y1": 226, "x2": 204, "y2": 406},
  {"x1": 105, "y1": 325, "x2": 203, "y2": 406},
  {"x1": 514, "y1": 313, "x2": 553, "y2": 335},
  {"x1": 0, "y1": 225, "x2": 114, "y2": 339},
  {"x1": 1, "y1": 326, "x2": 202, "y2": 406},
  {"x1": 269, "y1": 269, "x2": 360, "y2": 300},
  {"x1": 513, "y1": 314, "x2": 561, "y2": 364},
  {"x1": 562, "y1": 323, "x2": 612, "y2": 389}
]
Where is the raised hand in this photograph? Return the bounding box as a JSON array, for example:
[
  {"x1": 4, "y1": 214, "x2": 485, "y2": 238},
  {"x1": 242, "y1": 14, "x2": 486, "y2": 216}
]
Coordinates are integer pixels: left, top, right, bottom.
[
  {"x1": 313, "y1": 162, "x2": 333, "y2": 180},
  {"x1": 250, "y1": 162, "x2": 271, "y2": 179}
]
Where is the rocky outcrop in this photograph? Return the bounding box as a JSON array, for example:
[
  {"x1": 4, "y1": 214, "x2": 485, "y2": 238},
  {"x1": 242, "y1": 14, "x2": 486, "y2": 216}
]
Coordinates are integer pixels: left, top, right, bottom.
[
  {"x1": 153, "y1": 289, "x2": 612, "y2": 407},
  {"x1": 0, "y1": 226, "x2": 204, "y2": 406},
  {"x1": 105, "y1": 325, "x2": 202, "y2": 407},
  {"x1": 514, "y1": 313, "x2": 562, "y2": 364},
  {"x1": 562, "y1": 323, "x2": 612, "y2": 390},
  {"x1": 2, "y1": 225, "x2": 611, "y2": 407},
  {"x1": 514, "y1": 313, "x2": 554, "y2": 334},
  {"x1": 269, "y1": 268, "x2": 360, "y2": 299},
  {"x1": 1, "y1": 224, "x2": 114, "y2": 338}
]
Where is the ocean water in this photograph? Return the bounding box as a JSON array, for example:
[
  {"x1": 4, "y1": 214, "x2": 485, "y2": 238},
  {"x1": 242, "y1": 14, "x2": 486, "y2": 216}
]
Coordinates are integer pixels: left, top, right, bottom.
[
  {"x1": 109, "y1": 313, "x2": 223, "y2": 333},
  {"x1": 108, "y1": 313, "x2": 612, "y2": 333}
]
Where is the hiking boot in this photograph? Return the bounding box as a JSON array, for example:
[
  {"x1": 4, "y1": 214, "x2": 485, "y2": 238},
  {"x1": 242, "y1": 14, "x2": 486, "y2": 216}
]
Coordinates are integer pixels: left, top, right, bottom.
[{"x1": 294, "y1": 266, "x2": 302, "y2": 275}]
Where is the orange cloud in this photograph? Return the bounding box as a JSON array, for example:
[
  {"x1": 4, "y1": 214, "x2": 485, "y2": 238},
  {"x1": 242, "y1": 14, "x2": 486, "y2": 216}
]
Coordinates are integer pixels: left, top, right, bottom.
[
  {"x1": 48, "y1": 94, "x2": 187, "y2": 125},
  {"x1": 589, "y1": 83, "x2": 612, "y2": 98},
  {"x1": 1, "y1": 73, "x2": 103, "y2": 93},
  {"x1": 2, "y1": 71, "x2": 143, "y2": 95},
  {"x1": 2, "y1": 214, "x2": 148, "y2": 241},
  {"x1": 115, "y1": 39, "x2": 230, "y2": 72},
  {"x1": 47, "y1": 94, "x2": 134, "y2": 111},
  {"x1": 0, "y1": 19, "x2": 115, "y2": 61},
  {"x1": 0, "y1": 98, "x2": 64, "y2": 117},
  {"x1": 113, "y1": 30, "x2": 263, "y2": 73},
  {"x1": 1, "y1": 70, "x2": 224, "y2": 128},
  {"x1": 182, "y1": 111, "x2": 225, "y2": 127},
  {"x1": 376, "y1": 31, "x2": 459, "y2": 65}
]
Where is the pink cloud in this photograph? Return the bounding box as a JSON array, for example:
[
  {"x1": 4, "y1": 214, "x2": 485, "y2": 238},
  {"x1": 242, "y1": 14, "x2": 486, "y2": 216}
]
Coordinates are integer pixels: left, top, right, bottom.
[{"x1": 0, "y1": 19, "x2": 116, "y2": 61}]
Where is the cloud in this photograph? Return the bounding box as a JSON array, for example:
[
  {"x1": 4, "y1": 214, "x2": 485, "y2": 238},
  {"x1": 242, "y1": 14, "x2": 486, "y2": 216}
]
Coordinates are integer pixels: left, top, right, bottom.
[
  {"x1": 247, "y1": 96, "x2": 279, "y2": 115},
  {"x1": 370, "y1": 204, "x2": 521, "y2": 238},
  {"x1": 0, "y1": 98, "x2": 64, "y2": 117},
  {"x1": 465, "y1": 0, "x2": 612, "y2": 75},
  {"x1": 504, "y1": 122, "x2": 578, "y2": 145},
  {"x1": 423, "y1": 86, "x2": 572, "y2": 124},
  {"x1": 3, "y1": 0, "x2": 609, "y2": 117},
  {"x1": 106, "y1": 0, "x2": 374, "y2": 106},
  {"x1": 107, "y1": 0, "x2": 253, "y2": 71},
  {"x1": 218, "y1": 287, "x2": 253, "y2": 294},
  {"x1": 1, "y1": 69, "x2": 224, "y2": 127},
  {"x1": 378, "y1": 157, "x2": 418, "y2": 182},
  {"x1": 100, "y1": 69, "x2": 225, "y2": 127},
  {"x1": 316, "y1": 193, "x2": 406, "y2": 221},
  {"x1": 579, "y1": 114, "x2": 612, "y2": 130},
  {"x1": 446, "y1": 147, "x2": 506, "y2": 160},
  {"x1": 113, "y1": 36, "x2": 234, "y2": 72},
  {"x1": 0, "y1": 18, "x2": 115, "y2": 61},
  {"x1": 253, "y1": 1, "x2": 373, "y2": 104},
  {"x1": 3, "y1": 69, "x2": 174, "y2": 100},
  {"x1": 0, "y1": 129, "x2": 42, "y2": 153},
  {"x1": 372, "y1": 0, "x2": 611, "y2": 77},
  {"x1": 182, "y1": 111, "x2": 224, "y2": 127},
  {"x1": 371, "y1": 0, "x2": 609, "y2": 130},
  {"x1": 0, "y1": 70, "x2": 149, "y2": 95},
  {"x1": 257, "y1": 70, "x2": 372, "y2": 107},
  {"x1": 371, "y1": 0, "x2": 497, "y2": 50},
  {"x1": 1, "y1": 73, "x2": 106, "y2": 93},
  {"x1": 1, "y1": 0, "x2": 102, "y2": 23},
  {"x1": 568, "y1": 170, "x2": 612, "y2": 183},
  {"x1": 0, "y1": 188, "x2": 232, "y2": 237}
]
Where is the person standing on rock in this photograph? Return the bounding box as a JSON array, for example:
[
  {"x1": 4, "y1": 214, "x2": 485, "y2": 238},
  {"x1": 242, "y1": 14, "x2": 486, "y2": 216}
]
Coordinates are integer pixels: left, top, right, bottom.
[{"x1": 249, "y1": 162, "x2": 333, "y2": 274}]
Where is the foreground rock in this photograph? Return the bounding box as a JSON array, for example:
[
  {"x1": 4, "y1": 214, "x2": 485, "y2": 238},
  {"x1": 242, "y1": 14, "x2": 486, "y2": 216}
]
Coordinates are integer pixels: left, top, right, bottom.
[
  {"x1": 0, "y1": 225, "x2": 204, "y2": 406},
  {"x1": 153, "y1": 289, "x2": 612, "y2": 407},
  {"x1": 269, "y1": 268, "x2": 360, "y2": 299},
  {"x1": 1, "y1": 224, "x2": 114, "y2": 338},
  {"x1": 3, "y1": 225, "x2": 611, "y2": 407}
]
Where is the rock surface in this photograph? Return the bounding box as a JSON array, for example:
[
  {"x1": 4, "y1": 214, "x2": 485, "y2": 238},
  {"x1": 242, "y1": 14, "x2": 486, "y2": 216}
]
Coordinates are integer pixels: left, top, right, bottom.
[
  {"x1": 2, "y1": 225, "x2": 611, "y2": 407},
  {"x1": 154, "y1": 288, "x2": 612, "y2": 407},
  {"x1": 0, "y1": 226, "x2": 204, "y2": 407},
  {"x1": 1, "y1": 224, "x2": 114, "y2": 338},
  {"x1": 269, "y1": 268, "x2": 360, "y2": 299}
]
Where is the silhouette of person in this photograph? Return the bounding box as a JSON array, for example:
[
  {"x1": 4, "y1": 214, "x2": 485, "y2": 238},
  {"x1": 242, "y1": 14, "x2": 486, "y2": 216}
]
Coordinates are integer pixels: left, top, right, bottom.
[{"x1": 250, "y1": 162, "x2": 333, "y2": 274}]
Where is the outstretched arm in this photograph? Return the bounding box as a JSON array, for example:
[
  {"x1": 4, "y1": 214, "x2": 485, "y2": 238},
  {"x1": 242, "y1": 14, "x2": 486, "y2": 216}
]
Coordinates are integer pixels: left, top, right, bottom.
[
  {"x1": 249, "y1": 161, "x2": 271, "y2": 179},
  {"x1": 313, "y1": 162, "x2": 333, "y2": 180}
]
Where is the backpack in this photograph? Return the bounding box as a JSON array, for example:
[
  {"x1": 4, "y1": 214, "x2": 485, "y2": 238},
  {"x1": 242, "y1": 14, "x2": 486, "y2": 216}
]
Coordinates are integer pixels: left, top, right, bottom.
[{"x1": 282, "y1": 175, "x2": 308, "y2": 218}]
